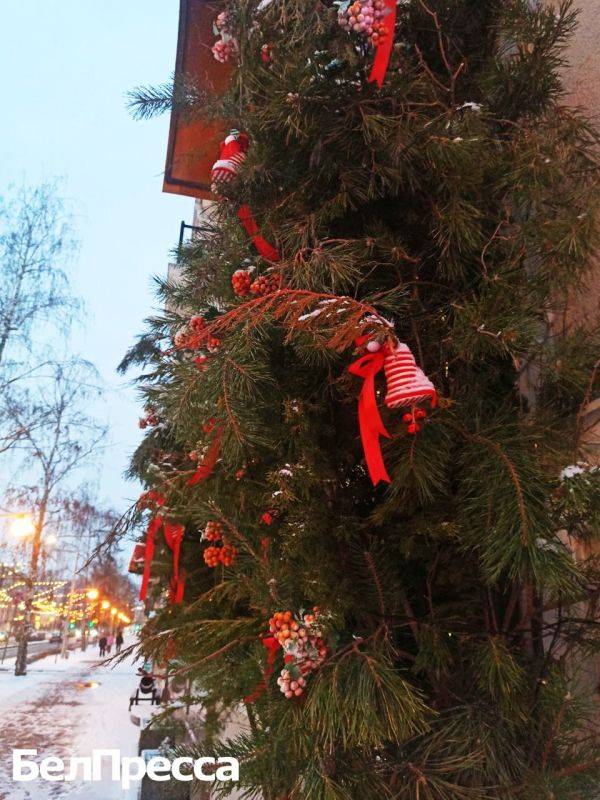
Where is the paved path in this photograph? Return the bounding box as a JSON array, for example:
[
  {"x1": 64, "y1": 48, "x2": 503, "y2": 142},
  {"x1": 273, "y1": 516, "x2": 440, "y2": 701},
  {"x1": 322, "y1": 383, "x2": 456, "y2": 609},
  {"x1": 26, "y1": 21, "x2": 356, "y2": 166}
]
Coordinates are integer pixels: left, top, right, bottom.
[{"x1": 0, "y1": 645, "x2": 140, "y2": 799}]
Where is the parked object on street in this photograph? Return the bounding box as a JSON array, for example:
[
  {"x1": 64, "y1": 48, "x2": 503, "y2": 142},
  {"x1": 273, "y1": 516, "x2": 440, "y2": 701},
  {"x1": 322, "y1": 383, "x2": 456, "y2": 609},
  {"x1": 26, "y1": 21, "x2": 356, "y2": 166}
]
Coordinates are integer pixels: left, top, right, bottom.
[{"x1": 129, "y1": 668, "x2": 160, "y2": 711}]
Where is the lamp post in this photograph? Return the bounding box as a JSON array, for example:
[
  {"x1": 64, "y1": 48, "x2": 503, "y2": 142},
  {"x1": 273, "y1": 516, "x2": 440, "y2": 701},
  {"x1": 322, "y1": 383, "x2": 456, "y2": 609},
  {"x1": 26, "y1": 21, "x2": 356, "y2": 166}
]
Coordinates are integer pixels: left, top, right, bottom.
[{"x1": 58, "y1": 543, "x2": 85, "y2": 660}]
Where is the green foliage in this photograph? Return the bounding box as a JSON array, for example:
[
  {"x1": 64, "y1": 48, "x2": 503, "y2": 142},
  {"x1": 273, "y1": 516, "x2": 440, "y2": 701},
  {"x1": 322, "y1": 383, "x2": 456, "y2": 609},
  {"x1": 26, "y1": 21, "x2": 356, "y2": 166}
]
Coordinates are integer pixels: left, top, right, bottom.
[{"x1": 118, "y1": 0, "x2": 600, "y2": 796}]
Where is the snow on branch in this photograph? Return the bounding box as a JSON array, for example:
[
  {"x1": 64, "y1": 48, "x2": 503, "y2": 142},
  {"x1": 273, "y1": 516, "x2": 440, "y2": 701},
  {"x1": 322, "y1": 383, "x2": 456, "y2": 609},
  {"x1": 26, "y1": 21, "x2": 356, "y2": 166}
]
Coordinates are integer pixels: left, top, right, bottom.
[{"x1": 201, "y1": 290, "x2": 395, "y2": 352}]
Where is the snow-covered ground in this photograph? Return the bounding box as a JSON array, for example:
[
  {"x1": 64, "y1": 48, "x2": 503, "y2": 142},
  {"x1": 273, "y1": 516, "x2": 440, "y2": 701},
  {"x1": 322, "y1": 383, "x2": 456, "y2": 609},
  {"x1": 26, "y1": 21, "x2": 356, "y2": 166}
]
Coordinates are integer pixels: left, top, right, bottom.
[{"x1": 0, "y1": 642, "x2": 141, "y2": 800}]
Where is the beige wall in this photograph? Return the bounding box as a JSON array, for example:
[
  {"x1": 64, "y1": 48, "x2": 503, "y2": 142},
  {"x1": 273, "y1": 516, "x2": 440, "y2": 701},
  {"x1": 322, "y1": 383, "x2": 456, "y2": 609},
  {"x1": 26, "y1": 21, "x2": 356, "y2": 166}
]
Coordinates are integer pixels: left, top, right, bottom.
[{"x1": 553, "y1": 0, "x2": 600, "y2": 457}]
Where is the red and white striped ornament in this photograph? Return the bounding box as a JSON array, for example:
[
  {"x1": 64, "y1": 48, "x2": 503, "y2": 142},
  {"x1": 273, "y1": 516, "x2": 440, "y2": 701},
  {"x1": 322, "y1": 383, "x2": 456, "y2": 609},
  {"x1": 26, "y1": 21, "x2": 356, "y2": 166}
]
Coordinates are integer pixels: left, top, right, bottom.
[
  {"x1": 383, "y1": 342, "x2": 436, "y2": 434},
  {"x1": 383, "y1": 342, "x2": 437, "y2": 410},
  {"x1": 211, "y1": 130, "x2": 249, "y2": 194},
  {"x1": 210, "y1": 131, "x2": 280, "y2": 263},
  {"x1": 348, "y1": 337, "x2": 437, "y2": 485}
]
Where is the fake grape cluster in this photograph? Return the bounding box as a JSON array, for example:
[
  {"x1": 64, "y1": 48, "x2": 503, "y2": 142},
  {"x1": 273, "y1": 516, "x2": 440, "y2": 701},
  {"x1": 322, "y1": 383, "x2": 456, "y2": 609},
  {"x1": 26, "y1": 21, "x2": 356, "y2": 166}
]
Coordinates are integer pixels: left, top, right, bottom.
[
  {"x1": 212, "y1": 10, "x2": 238, "y2": 63},
  {"x1": 337, "y1": 0, "x2": 391, "y2": 47},
  {"x1": 269, "y1": 609, "x2": 328, "y2": 700}
]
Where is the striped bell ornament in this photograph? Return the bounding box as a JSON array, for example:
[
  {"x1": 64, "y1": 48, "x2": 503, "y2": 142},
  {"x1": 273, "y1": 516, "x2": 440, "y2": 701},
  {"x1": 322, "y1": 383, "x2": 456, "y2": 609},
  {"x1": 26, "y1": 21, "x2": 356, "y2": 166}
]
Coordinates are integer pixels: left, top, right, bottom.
[
  {"x1": 211, "y1": 130, "x2": 249, "y2": 193},
  {"x1": 383, "y1": 342, "x2": 436, "y2": 429},
  {"x1": 210, "y1": 131, "x2": 280, "y2": 263}
]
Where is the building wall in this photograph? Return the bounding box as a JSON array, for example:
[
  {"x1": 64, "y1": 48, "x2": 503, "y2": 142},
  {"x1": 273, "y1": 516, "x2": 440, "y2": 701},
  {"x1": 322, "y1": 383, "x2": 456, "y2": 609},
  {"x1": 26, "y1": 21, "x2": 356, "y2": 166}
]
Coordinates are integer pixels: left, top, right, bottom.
[{"x1": 555, "y1": 0, "x2": 600, "y2": 457}]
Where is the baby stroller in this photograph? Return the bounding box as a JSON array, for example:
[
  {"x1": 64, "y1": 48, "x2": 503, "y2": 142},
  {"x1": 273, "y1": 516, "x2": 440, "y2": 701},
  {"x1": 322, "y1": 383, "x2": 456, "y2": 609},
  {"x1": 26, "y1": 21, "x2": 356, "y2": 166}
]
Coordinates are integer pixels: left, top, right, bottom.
[{"x1": 129, "y1": 669, "x2": 160, "y2": 711}]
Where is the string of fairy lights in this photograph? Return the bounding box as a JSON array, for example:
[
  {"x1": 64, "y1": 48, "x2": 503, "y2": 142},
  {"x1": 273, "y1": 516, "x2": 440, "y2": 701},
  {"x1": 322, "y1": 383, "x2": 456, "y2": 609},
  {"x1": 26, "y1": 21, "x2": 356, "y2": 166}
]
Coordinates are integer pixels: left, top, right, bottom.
[{"x1": 0, "y1": 580, "x2": 132, "y2": 627}]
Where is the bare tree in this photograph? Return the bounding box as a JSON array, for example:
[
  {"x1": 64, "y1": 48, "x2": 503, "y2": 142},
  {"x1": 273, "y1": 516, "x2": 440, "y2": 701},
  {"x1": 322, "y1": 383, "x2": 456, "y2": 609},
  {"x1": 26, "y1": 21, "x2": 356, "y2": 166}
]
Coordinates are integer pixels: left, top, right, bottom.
[
  {"x1": 0, "y1": 181, "x2": 78, "y2": 365},
  {"x1": 0, "y1": 182, "x2": 79, "y2": 454},
  {"x1": 8, "y1": 360, "x2": 106, "y2": 675}
]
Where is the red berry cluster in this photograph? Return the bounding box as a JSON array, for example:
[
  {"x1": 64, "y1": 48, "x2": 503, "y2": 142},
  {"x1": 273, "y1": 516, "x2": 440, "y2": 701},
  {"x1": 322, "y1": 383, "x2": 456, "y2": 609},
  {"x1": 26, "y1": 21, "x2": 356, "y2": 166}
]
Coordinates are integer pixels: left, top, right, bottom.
[
  {"x1": 269, "y1": 609, "x2": 328, "y2": 700},
  {"x1": 189, "y1": 315, "x2": 206, "y2": 333},
  {"x1": 402, "y1": 407, "x2": 428, "y2": 435},
  {"x1": 202, "y1": 520, "x2": 237, "y2": 568},
  {"x1": 260, "y1": 510, "x2": 276, "y2": 526},
  {"x1": 203, "y1": 546, "x2": 222, "y2": 567},
  {"x1": 203, "y1": 520, "x2": 223, "y2": 542},
  {"x1": 231, "y1": 269, "x2": 252, "y2": 297},
  {"x1": 220, "y1": 544, "x2": 237, "y2": 566},
  {"x1": 203, "y1": 543, "x2": 237, "y2": 568},
  {"x1": 174, "y1": 316, "x2": 206, "y2": 351},
  {"x1": 206, "y1": 335, "x2": 220, "y2": 352},
  {"x1": 250, "y1": 271, "x2": 283, "y2": 297}
]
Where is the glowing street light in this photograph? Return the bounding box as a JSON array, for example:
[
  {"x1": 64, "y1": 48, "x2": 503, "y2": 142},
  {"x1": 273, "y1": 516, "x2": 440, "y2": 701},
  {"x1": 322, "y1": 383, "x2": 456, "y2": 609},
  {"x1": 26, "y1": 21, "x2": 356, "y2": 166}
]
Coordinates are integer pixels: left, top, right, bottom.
[
  {"x1": 101, "y1": 600, "x2": 110, "y2": 610},
  {"x1": 110, "y1": 607, "x2": 118, "y2": 617},
  {"x1": 10, "y1": 515, "x2": 35, "y2": 539},
  {"x1": 86, "y1": 589, "x2": 99, "y2": 601}
]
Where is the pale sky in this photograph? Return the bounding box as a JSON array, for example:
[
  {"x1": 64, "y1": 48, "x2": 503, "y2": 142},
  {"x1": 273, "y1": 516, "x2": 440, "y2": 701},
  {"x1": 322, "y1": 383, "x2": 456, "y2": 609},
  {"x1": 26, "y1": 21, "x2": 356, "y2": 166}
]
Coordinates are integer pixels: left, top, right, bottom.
[{"x1": 0, "y1": 1, "x2": 192, "y2": 513}]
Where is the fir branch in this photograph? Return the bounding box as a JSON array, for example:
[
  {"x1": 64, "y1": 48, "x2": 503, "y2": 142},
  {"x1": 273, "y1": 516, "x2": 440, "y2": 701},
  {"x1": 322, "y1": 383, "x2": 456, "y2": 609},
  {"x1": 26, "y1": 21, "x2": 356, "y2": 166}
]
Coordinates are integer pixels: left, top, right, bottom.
[{"x1": 199, "y1": 289, "x2": 397, "y2": 353}]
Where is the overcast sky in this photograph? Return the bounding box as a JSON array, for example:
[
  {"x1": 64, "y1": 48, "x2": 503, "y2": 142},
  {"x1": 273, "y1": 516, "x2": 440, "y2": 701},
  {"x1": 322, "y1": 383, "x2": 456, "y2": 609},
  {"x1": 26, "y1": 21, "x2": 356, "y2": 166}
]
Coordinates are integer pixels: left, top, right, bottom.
[{"x1": 0, "y1": 1, "x2": 191, "y2": 515}]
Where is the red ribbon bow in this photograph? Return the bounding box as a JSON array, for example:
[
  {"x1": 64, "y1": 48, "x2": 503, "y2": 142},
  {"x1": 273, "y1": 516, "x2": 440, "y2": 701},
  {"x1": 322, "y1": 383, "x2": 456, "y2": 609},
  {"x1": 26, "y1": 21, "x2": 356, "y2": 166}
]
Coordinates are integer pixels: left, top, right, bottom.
[
  {"x1": 237, "y1": 204, "x2": 280, "y2": 263},
  {"x1": 368, "y1": 0, "x2": 398, "y2": 89},
  {"x1": 348, "y1": 343, "x2": 392, "y2": 486},
  {"x1": 244, "y1": 636, "x2": 280, "y2": 704},
  {"x1": 139, "y1": 515, "x2": 163, "y2": 601},
  {"x1": 139, "y1": 516, "x2": 186, "y2": 604}
]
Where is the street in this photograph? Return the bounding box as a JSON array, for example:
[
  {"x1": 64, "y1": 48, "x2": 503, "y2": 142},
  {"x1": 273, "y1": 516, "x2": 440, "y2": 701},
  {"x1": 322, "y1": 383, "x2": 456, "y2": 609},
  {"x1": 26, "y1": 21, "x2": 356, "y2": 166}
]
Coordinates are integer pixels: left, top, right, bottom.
[
  {"x1": 0, "y1": 643, "x2": 140, "y2": 799},
  {"x1": 0, "y1": 639, "x2": 70, "y2": 663}
]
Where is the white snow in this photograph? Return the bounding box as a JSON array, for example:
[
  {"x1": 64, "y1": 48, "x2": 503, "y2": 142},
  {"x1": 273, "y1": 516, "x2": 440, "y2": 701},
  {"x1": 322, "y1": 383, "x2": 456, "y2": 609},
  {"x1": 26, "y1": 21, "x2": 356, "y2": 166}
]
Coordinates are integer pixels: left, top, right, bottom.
[{"x1": 0, "y1": 641, "x2": 141, "y2": 799}]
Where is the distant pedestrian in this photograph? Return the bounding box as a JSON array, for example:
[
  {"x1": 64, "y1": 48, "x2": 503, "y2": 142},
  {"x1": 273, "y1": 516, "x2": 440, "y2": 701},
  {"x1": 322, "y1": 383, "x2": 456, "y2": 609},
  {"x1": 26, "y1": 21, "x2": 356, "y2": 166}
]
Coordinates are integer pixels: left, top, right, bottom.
[
  {"x1": 116, "y1": 629, "x2": 124, "y2": 654},
  {"x1": 98, "y1": 634, "x2": 107, "y2": 657},
  {"x1": 106, "y1": 633, "x2": 115, "y2": 654}
]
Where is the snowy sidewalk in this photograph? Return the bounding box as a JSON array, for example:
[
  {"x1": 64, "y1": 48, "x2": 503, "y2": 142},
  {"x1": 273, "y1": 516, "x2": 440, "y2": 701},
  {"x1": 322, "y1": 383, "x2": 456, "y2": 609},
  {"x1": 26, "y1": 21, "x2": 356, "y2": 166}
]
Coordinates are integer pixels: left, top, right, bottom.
[{"x1": 0, "y1": 644, "x2": 141, "y2": 800}]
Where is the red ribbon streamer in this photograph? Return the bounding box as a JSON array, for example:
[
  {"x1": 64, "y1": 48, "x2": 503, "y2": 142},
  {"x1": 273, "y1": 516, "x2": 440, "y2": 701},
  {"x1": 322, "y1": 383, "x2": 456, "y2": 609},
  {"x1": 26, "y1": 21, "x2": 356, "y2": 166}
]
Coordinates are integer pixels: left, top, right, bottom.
[
  {"x1": 244, "y1": 636, "x2": 280, "y2": 704},
  {"x1": 348, "y1": 346, "x2": 392, "y2": 486},
  {"x1": 188, "y1": 429, "x2": 223, "y2": 486},
  {"x1": 164, "y1": 522, "x2": 185, "y2": 604},
  {"x1": 237, "y1": 204, "x2": 280, "y2": 263},
  {"x1": 139, "y1": 515, "x2": 163, "y2": 601},
  {"x1": 368, "y1": 0, "x2": 398, "y2": 89}
]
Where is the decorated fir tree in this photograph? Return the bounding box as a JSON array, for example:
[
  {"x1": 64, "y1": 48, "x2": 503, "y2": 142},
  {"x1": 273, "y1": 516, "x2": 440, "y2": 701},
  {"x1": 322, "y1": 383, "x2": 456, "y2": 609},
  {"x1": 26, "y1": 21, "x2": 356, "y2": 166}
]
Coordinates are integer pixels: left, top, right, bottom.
[{"x1": 121, "y1": 1, "x2": 600, "y2": 796}]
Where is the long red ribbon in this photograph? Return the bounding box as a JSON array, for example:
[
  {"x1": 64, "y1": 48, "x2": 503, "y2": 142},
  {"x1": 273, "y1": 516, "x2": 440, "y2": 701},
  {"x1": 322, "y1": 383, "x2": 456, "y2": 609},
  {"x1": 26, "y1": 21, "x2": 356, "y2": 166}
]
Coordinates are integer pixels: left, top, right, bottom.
[
  {"x1": 348, "y1": 347, "x2": 392, "y2": 485},
  {"x1": 368, "y1": 0, "x2": 398, "y2": 89},
  {"x1": 188, "y1": 429, "x2": 223, "y2": 486},
  {"x1": 237, "y1": 204, "x2": 280, "y2": 263},
  {"x1": 244, "y1": 636, "x2": 280, "y2": 704},
  {"x1": 139, "y1": 515, "x2": 163, "y2": 601},
  {"x1": 163, "y1": 521, "x2": 185, "y2": 604}
]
